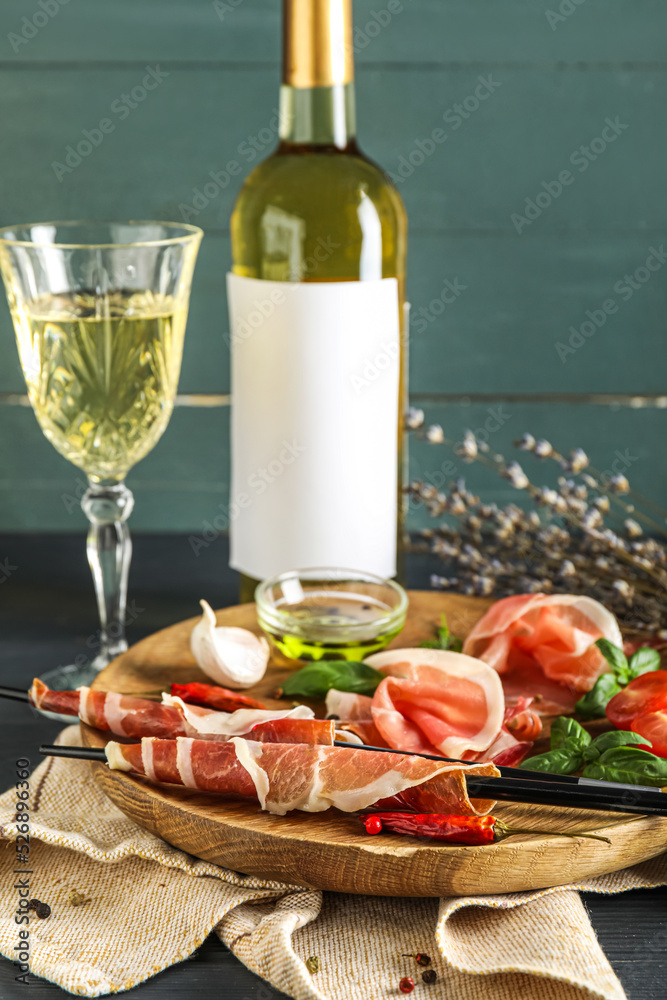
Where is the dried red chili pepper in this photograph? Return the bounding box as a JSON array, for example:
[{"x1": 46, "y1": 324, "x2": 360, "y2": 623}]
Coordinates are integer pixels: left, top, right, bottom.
[
  {"x1": 171, "y1": 682, "x2": 265, "y2": 712},
  {"x1": 360, "y1": 813, "x2": 611, "y2": 845}
]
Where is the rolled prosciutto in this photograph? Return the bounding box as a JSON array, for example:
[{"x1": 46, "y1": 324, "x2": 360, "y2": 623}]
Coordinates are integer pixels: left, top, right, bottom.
[
  {"x1": 462, "y1": 594, "x2": 623, "y2": 712},
  {"x1": 29, "y1": 679, "x2": 334, "y2": 745},
  {"x1": 105, "y1": 737, "x2": 499, "y2": 816},
  {"x1": 326, "y1": 651, "x2": 533, "y2": 766}
]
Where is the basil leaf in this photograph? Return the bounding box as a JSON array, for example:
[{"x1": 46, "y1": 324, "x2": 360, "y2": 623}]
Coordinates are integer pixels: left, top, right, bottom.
[
  {"x1": 419, "y1": 613, "x2": 463, "y2": 652},
  {"x1": 551, "y1": 716, "x2": 591, "y2": 751},
  {"x1": 593, "y1": 730, "x2": 651, "y2": 752},
  {"x1": 582, "y1": 747, "x2": 667, "y2": 787},
  {"x1": 520, "y1": 746, "x2": 583, "y2": 775},
  {"x1": 595, "y1": 638, "x2": 630, "y2": 683},
  {"x1": 582, "y1": 731, "x2": 651, "y2": 762},
  {"x1": 628, "y1": 647, "x2": 661, "y2": 679},
  {"x1": 575, "y1": 673, "x2": 622, "y2": 720},
  {"x1": 281, "y1": 661, "x2": 382, "y2": 700}
]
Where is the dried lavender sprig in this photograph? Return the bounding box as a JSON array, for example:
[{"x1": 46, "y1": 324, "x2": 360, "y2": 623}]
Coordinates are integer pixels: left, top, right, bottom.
[
  {"x1": 516, "y1": 436, "x2": 667, "y2": 539},
  {"x1": 405, "y1": 428, "x2": 667, "y2": 630},
  {"x1": 422, "y1": 433, "x2": 667, "y2": 591}
]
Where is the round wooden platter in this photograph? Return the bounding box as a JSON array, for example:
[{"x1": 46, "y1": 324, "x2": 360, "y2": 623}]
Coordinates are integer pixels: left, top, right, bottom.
[{"x1": 82, "y1": 591, "x2": 667, "y2": 897}]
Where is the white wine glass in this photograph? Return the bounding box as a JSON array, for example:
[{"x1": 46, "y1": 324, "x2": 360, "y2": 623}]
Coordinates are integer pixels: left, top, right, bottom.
[{"x1": 0, "y1": 221, "x2": 202, "y2": 705}]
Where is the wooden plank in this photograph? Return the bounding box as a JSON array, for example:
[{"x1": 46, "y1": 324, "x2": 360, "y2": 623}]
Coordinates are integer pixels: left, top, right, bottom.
[
  {"x1": 359, "y1": 68, "x2": 664, "y2": 233},
  {"x1": 0, "y1": 405, "x2": 230, "y2": 531},
  {"x1": 0, "y1": 68, "x2": 662, "y2": 235},
  {"x1": 406, "y1": 232, "x2": 667, "y2": 395},
  {"x1": 0, "y1": 400, "x2": 665, "y2": 532},
  {"x1": 1, "y1": 0, "x2": 665, "y2": 66},
  {"x1": 406, "y1": 398, "x2": 667, "y2": 532},
  {"x1": 2, "y1": 230, "x2": 664, "y2": 396}
]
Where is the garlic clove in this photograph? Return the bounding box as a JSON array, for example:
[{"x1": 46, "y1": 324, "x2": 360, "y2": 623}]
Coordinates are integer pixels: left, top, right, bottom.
[{"x1": 190, "y1": 600, "x2": 270, "y2": 689}]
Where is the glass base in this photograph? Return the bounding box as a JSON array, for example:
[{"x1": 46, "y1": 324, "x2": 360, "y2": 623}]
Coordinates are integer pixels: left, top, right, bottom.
[{"x1": 37, "y1": 662, "x2": 105, "y2": 724}]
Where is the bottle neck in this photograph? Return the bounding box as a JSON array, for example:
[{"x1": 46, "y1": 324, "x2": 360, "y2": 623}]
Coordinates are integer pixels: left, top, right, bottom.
[
  {"x1": 280, "y1": 0, "x2": 356, "y2": 148},
  {"x1": 279, "y1": 83, "x2": 356, "y2": 147}
]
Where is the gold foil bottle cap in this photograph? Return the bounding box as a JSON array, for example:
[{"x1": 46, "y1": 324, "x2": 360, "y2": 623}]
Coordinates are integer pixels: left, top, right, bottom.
[{"x1": 283, "y1": 0, "x2": 354, "y2": 88}]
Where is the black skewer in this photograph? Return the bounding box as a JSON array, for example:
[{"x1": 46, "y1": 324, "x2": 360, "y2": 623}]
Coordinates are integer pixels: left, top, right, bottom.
[
  {"x1": 0, "y1": 685, "x2": 30, "y2": 702},
  {"x1": 40, "y1": 744, "x2": 106, "y2": 762},
  {"x1": 334, "y1": 740, "x2": 661, "y2": 796},
  {"x1": 40, "y1": 744, "x2": 667, "y2": 817},
  {"x1": 467, "y1": 777, "x2": 667, "y2": 817}
]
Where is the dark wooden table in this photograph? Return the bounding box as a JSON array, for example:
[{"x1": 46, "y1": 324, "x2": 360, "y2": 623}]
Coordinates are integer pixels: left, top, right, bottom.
[{"x1": 0, "y1": 534, "x2": 665, "y2": 999}]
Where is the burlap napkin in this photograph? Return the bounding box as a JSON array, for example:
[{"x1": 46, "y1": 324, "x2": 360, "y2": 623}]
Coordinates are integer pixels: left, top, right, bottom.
[{"x1": 0, "y1": 726, "x2": 665, "y2": 1000}]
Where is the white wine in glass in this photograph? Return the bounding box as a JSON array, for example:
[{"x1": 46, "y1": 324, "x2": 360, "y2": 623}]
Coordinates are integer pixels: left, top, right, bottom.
[{"x1": 0, "y1": 221, "x2": 202, "y2": 709}]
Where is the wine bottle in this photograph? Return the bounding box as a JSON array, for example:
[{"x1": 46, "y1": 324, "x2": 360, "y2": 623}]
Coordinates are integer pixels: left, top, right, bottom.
[{"x1": 229, "y1": 0, "x2": 407, "y2": 601}]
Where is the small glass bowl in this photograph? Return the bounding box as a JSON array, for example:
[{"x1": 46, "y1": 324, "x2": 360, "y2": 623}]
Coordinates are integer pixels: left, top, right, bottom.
[{"x1": 255, "y1": 567, "x2": 408, "y2": 661}]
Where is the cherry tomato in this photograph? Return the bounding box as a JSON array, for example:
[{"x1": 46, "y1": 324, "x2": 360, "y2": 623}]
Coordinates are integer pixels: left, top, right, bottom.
[
  {"x1": 631, "y1": 711, "x2": 667, "y2": 758},
  {"x1": 605, "y1": 670, "x2": 667, "y2": 728}
]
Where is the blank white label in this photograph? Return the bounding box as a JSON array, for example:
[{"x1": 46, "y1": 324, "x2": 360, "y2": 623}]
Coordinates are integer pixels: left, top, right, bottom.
[{"x1": 227, "y1": 273, "x2": 400, "y2": 580}]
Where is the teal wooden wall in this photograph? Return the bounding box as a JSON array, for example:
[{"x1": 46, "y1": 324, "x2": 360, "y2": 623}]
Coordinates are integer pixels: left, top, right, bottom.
[{"x1": 0, "y1": 0, "x2": 665, "y2": 532}]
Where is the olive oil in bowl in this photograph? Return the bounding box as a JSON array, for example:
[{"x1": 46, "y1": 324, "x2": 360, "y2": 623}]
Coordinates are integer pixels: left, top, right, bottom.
[{"x1": 255, "y1": 569, "x2": 408, "y2": 661}]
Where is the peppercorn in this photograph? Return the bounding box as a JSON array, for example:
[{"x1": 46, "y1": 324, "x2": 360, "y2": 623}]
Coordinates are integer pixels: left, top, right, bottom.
[
  {"x1": 305, "y1": 956, "x2": 320, "y2": 974},
  {"x1": 422, "y1": 969, "x2": 437, "y2": 984},
  {"x1": 401, "y1": 953, "x2": 431, "y2": 967},
  {"x1": 67, "y1": 890, "x2": 91, "y2": 906},
  {"x1": 399, "y1": 977, "x2": 415, "y2": 993},
  {"x1": 28, "y1": 899, "x2": 51, "y2": 919}
]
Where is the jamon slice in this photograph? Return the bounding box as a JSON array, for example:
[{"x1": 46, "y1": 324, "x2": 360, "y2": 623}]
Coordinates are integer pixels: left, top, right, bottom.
[
  {"x1": 106, "y1": 738, "x2": 498, "y2": 816},
  {"x1": 30, "y1": 680, "x2": 187, "y2": 738},
  {"x1": 503, "y1": 697, "x2": 543, "y2": 742},
  {"x1": 160, "y1": 694, "x2": 327, "y2": 742},
  {"x1": 336, "y1": 720, "x2": 389, "y2": 748},
  {"x1": 325, "y1": 660, "x2": 517, "y2": 762},
  {"x1": 462, "y1": 594, "x2": 622, "y2": 710},
  {"x1": 365, "y1": 649, "x2": 505, "y2": 759},
  {"x1": 29, "y1": 679, "x2": 332, "y2": 744},
  {"x1": 325, "y1": 690, "x2": 373, "y2": 720},
  {"x1": 249, "y1": 718, "x2": 334, "y2": 745}
]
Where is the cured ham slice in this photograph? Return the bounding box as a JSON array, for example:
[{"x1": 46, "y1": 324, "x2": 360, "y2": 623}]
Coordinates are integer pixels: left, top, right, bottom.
[
  {"x1": 325, "y1": 690, "x2": 374, "y2": 720},
  {"x1": 336, "y1": 720, "x2": 389, "y2": 748},
  {"x1": 160, "y1": 694, "x2": 315, "y2": 738},
  {"x1": 161, "y1": 694, "x2": 334, "y2": 744},
  {"x1": 29, "y1": 680, "x2": 86, "y2": 720},
  {"x1": 30, "y1": 680, "x2": 186, "y2": 738},
  {"x1": 29, "y1": 679, "x2": 332, "y2": 744},
  {"x1": 325, "y1": 661, "x2": 520, "y2": 763},
  {"x1": 249, "y1": 718, "x2": 334, "y2": 745},
  {"x1": 503, "y1": 697, "x2": 543, "y2": 742},
  {"x1": 462, "y1": 594, "x2": 623, "y2": 711},
  {"x1": 365, "y1": 649, "x2": 505, "y2": 760},
  {"x1": 171, "y1": 682, "x2": 265, "y2": 712},
  {"x1": 105, "y1": 737, "x2": 498, "y2": 816}
]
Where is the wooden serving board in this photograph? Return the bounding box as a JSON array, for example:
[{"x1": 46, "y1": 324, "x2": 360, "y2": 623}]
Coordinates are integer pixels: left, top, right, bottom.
[{"x1": 82, "y1": 591, "x2": 667, "y2": 896}]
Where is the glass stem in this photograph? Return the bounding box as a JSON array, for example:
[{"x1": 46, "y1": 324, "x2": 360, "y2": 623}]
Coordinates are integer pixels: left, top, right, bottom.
[{"x1": 82, "y1": 481, "x2": 135, "y2": 671}]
